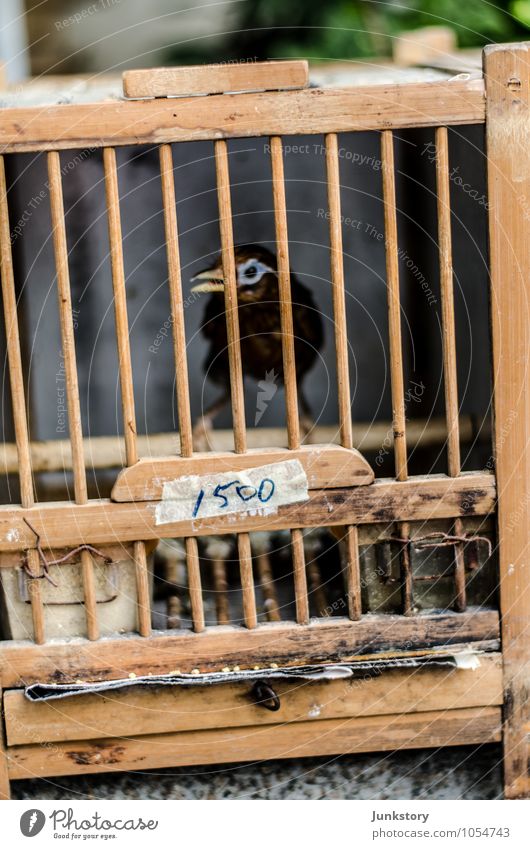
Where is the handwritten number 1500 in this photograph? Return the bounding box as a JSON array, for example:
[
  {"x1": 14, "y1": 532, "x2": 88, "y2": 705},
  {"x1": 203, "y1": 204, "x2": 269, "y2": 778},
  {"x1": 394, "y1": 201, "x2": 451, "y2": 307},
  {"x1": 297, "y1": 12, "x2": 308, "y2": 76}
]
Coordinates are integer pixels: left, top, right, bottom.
[{"x1": 192, "y1": 478, "x2": 275, "y2": 518}]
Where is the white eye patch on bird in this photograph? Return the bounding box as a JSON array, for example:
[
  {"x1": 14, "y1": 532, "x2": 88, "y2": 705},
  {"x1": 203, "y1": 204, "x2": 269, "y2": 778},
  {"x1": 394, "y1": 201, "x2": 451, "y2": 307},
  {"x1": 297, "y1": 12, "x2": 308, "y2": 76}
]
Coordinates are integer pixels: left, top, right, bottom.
[{"x1": 190, "y1": 256, "x2": 276, "y2": 292}]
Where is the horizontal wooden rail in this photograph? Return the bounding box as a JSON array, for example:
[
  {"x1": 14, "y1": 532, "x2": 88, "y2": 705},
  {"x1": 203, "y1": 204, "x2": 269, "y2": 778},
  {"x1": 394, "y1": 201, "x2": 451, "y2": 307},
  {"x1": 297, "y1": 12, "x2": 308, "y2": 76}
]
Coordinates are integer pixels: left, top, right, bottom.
[
  {"x1": 5, "y1": 707, "x2": 502, "y2": 780},
  {"x1": 0, "y1": 473, "x2": 495, "y2": 552},
  {"x1": 0, "y1": 79, "x2": 485, "y2": 153},
  {"x1": 0, "y1": 609, "x2": 500, "y2": 686},
  {"x1": 0, "y1": 416, "x2": 487, "y2": 476},
  {"x1": 4, "y1": 654, "x2": 502, "y2": 744}
]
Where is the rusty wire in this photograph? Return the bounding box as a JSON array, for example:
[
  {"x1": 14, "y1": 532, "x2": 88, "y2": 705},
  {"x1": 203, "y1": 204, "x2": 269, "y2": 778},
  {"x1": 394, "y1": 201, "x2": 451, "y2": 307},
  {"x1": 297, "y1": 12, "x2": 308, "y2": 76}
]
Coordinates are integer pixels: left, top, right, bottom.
[{"x1": 21, "y1": 518, "x2": 112, "y2": 586}]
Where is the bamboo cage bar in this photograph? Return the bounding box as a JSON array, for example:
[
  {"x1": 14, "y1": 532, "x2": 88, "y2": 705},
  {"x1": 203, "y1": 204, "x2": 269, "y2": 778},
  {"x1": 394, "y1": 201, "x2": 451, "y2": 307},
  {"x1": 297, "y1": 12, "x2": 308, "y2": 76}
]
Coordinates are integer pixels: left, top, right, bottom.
[
  {"x1": 103, "y1": 146, "x2": 151, "y2": 637},
  {"x1": 159, "y1": 142, "x2": 202, "y2": 622},
  {"x1": 254, "y1": 548, "x2": 281, "y2": 622},
  {"x1": 345, "y1": 525, "x2": 362, "y2": 621},
  {"x1": 306, "y1": 556, "x2": 328, "y2": 618},
  {"x1": 48, "y1": 151, "x2": 99, "y2": 641},
  {"x1": 238, "y1": 533, "x2": 257, "y2": 629},
  {"x1": 0, "y1": 156, "x2": 45, "y2": 644},
  {"x1": 159, "y1": 143, "x2": 194, "y2": 459},
  {"x1": 270, "y1": 136, "x2": 300, "y2": 449},
  {"x1": 325, "y1": 133, "x2": 353, "y2": 451},
  {"x1": 291, "y1": 528, "x2": 309, "y2": 625},
  {"x1": 211, "y1": 556, "x2": 230, "y2": 626},
  {"x1": 325, "y1": 133, "x2": 362, "y2": 621},
  {"x1": 435, "y1": 126, "x2": 466, "y2": 612},
  {"x1": 215, "y1": 140, "x2": 258, "y2": 629},
  {"x1": 185, "y1": 537, "x2": 205, "y2": 632},
  {"x1": 381, "y1": 130, "x2": 413, "y2": 615},
  {"x1": 214, "y1": 139, "x2": 247, "y2": 454}
]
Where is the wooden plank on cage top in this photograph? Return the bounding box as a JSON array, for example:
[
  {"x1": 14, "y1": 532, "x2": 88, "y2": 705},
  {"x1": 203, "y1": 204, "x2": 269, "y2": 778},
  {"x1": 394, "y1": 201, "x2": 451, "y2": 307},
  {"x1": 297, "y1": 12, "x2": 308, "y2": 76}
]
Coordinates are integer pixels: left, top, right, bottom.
[
  {"x1": 111, "y1": 444, "x2": 374, "y2": 501},
  {"x1": 0, "y1": 609, "x2": 500, "y2": 687},
  {"x1": 0, "y1": 80, "x2": 485, "y2": 153},
  {"x1": 484, "y1": 41, "x2": 530, "y2": 800},
  {"x1": 0, "y1": 472, "x2": 495, "y2": 553},
  {"x1": 123, "y1": 61, "x2": 309, "y2": 99}
]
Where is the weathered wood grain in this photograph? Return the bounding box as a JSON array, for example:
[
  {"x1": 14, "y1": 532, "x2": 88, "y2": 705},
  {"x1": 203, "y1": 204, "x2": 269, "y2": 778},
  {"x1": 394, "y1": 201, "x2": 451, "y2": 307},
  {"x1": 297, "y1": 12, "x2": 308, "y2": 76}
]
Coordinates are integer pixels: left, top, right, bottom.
[
  {"x1": 3, "y1": 654, "x2": 502, "y2": 745},
  {"x1": 110, "y1": 444, "x2": 374, "y2": 501},
  {"x1": 0, "y1": 609, "x2": 500, "y2": 687},
  {"x1": 485, "y1": 42, "x2": 530, "y2": 800},
  {"x1": 0, "y1": 473, "x2": 495, "y2": 554},
  {"x1": 123, "y1": 61, "x2": 309, "y2": 99},
  {"x1": 0, "y1": 80, "x2": 485, "y2": 153},
  {"x1": 6, "y1": 707, "x2": 502, "y2": 779}
]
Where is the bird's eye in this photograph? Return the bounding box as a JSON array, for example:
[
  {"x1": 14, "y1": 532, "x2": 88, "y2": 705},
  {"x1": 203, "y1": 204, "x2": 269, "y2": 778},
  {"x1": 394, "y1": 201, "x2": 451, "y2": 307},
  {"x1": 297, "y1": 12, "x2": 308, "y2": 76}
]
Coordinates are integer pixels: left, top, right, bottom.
[{"x1": 238, "y1": 260, "x2": 264, "y2": 286}]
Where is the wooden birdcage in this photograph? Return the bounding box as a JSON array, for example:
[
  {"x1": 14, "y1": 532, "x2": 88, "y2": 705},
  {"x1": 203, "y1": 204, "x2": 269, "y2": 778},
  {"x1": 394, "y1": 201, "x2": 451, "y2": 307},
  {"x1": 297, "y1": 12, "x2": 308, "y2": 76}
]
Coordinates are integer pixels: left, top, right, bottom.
[{"x1": 0, "y1": 45, "x2": 528, "y2": 799}]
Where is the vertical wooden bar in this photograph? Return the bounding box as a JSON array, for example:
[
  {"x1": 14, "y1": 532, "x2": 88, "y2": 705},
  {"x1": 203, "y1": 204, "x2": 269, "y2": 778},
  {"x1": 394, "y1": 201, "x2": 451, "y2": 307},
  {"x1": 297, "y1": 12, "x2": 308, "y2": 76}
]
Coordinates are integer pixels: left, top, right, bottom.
[
  {"x1": 48, "y1": 151, "x2": 99, "y2": 641},
  {"x1": 325, "y1": 135, "x2": 363, "y2": 620},
  {"x1": 0, "y1": 155, "x2": 45, "y2": 643},
  {"x1": 103, "y1": 147, "x2": 138, "y2": 466},
  {"x1": 215, "y1": 140, "x2": 253, "y2": 631},
  {"x1": 325, "y1": 133, "x2": 353, "y2": 450},
  {"x1": 104, "y1": 147, "x2": 151, "y2": 637},
  {"x1": 133, "y1": 540, "x2": 152, "y2": 637},
  {"x1": 255, "y1": 549, "x2": 281, "y2": 622},
  {"x1": 159, "y1": 144, "x2": 200, "y2": 614},
  {"x1": 435, "y1": 126, "x2": 461, "y2": 477},
  {"x1": 435, "y1": 126, "x2": 466, "y2": 612},
  {"x1": 0, "y1": 687, "x2": 10, "y2": 799},
  {"x1": 214, "y1": 139, "x2": 247, "y2": 454},
  {"x1": 345, "y1": 525, "x2": 362, "y2": 621},
  {"x1": 291, "y1": 528, "x2": 309, "y2": 625},
  {"x1": 159, "y1": 143, "x2": 193, "y2": 458},
  {"x1": 381, "y1": 131, "x2": 413, "y2": 615},
  {"x1": 0, "y1": 157, "x2": 33, "y2": 507},
  {"x1": 484, "y1": 42, "x2": 530, "y2": 799},
  {"x1": 185, "y1": 537, "x2": 205, "y2": 633},
  {"x1": 211, "y1": 556, "x2": 230, "y2": 625},
  {"x1": 381, "y1": 131, "x2": 408, "y2": 481},
  {"x1": 270, "y1": 136, "x2": 300, "y2": 449},
  {"x1": 238, "y1": 533, "x2": 257, "y2": 629}
]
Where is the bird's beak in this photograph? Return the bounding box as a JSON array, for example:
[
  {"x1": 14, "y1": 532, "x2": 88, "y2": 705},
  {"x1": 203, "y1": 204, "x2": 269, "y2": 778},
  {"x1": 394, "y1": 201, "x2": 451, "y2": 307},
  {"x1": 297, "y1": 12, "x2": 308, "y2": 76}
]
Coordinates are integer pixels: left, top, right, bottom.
[{"x1": 190, "y1": 265, "x2": 225, "y2": 293}]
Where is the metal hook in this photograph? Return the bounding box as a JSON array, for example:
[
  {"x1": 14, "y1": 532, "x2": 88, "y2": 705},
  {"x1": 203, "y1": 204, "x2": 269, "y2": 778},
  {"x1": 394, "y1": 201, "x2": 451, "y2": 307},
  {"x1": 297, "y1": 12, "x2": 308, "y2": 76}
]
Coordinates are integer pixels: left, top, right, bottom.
[{"x1": 250, "y1": 679, "x2": 281, "y2": 712}]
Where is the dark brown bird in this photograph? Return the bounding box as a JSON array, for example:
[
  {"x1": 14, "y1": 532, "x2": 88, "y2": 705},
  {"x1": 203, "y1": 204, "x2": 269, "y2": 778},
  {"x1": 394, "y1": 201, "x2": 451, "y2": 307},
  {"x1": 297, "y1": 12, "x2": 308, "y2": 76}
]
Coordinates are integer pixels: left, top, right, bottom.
[{"x1": 191, "y1": 244, "x2": 323, "y2": 443}]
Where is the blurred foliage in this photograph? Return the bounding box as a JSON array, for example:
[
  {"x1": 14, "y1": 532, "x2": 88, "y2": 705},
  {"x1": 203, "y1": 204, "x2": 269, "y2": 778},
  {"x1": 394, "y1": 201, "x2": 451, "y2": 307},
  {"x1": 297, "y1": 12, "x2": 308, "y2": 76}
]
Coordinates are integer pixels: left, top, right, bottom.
[{"x1": 167, "y1": 0, "x2": 530, "y2": 64}]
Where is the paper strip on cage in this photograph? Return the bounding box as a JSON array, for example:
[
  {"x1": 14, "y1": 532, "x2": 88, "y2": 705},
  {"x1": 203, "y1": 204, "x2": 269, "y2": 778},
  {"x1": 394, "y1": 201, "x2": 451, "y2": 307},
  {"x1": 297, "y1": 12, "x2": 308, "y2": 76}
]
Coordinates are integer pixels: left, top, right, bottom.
[{"x1": 155, "y1": 458, "x2": 309, "y2": 525}]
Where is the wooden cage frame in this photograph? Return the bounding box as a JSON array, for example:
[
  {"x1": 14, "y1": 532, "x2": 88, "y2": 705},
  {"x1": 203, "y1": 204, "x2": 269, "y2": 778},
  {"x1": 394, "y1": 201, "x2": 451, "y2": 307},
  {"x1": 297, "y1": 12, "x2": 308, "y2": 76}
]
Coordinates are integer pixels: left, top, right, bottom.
[{"x1": 0, "y1": 43, "x2": 528, "y2": 799}]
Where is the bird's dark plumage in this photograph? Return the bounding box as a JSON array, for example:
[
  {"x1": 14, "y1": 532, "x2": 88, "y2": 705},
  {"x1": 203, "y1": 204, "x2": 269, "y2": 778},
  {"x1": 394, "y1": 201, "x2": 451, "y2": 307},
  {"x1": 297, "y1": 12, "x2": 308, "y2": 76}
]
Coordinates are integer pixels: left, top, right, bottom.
[{"x1": 192, "y1": 245, "x2": 323, "y2": 418}]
